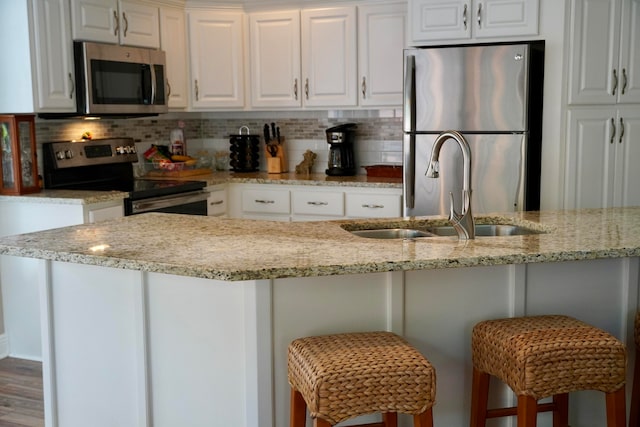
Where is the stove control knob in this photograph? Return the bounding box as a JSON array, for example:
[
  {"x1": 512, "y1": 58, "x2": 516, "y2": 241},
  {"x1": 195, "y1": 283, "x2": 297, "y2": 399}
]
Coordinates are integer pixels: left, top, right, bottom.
[
  {"x1": 56, "y1": 151, "x2": 65, "y2": 160},
  {"x1": 115, "y1": 146, "x2": 125, "y2": 154},
  {"x1": 124, "y1": 146, "x2": 133, "y2": 153},
  {"x1": 130, "y1": 146, "x2": 137, "y2": 154},
  {"x1": 65, "y1": 150, "x2": 73, "y2": 159}
]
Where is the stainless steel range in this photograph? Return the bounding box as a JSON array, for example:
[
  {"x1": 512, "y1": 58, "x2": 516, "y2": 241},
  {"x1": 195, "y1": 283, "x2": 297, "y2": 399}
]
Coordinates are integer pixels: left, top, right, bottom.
[{"x1": 42, "y1": 138, "x2": 209, "y2": 215}]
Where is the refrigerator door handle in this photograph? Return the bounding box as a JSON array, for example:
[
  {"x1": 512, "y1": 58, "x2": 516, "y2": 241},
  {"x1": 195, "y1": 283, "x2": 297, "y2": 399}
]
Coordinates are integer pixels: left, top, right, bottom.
[
  {"x1": 403, "y1": 133, "x2": 416, "y2": 211},
  {"x1": 403, "y1": 55, "x2": 416, "y2": 133}
]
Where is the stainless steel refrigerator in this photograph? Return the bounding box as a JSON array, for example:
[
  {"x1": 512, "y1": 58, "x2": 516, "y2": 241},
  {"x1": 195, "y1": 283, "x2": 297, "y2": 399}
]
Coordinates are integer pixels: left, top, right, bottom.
[{"x1": 403, "y1": 41, "x2": 544, "y2": 217}]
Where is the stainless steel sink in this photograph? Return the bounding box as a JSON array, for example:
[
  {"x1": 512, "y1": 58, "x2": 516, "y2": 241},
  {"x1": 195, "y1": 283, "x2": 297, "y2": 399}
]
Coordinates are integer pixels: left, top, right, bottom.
[
  {"x1": 350, "y1": 228, "x2": 434, "y2": 239},
  {"x1": 427, "y1": 224, "x2": 542, "y2": 237}
]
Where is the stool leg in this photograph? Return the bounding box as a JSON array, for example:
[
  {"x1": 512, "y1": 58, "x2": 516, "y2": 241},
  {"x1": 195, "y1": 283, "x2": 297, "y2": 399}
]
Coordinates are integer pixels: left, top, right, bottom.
[
  {"x1": 290, "y1": 388, "x2": 307, "y2": 427},
  {"x1": 383, "y1": 412, "x2": 398, "y2": 427},
  {"x1": 314, "y1": 418, "x2": 332, "y2": 427},
  {"x1": 552, "y1": 393, "x2": 568, "y2": 427},
  {"x1": 605, "y1": 387, "x2": 626, "y2": 427},
  {"x1": 470, "y1": 367, "x2": 490, "y2": 427},
  {"x1": 413, "y1": 407, "x2": 434, "y2": 427},
  {"x1": 630, "y1": 346, "x2": 640, "y2": 427},
  {"x1": 517, "y1": 395, "x2": 538, "y2": 427}
]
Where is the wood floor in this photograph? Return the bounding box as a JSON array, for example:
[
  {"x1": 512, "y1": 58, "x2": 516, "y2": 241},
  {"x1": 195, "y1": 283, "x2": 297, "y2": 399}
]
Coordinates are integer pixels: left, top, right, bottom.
[{"x1": 0, "y1": 358, "x2": 43, "y2": 427}]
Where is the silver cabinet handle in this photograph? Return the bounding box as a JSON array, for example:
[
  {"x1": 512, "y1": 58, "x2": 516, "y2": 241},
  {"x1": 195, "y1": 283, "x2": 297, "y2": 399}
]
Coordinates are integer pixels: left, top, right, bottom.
[
  {"x1": 307, "y1": 201, "x2": 328, "y2": 206},
  {"x1": 166, "y1": 79, "x2": 171, "y2": 97},
  {"x1": 294, "y1": 78, "x2": 298, "y2": 100},
  {"x1": 68, "y1": 72, "x2": 74, "y2": 99},
  {"x1": 305, "y1": 78, "x2": 309, "y2": 100},
  {"x1": 361, "y1": 76, "x2": 367, "y2": 98},
  {"x1": 122, "y1": 12, "x2": 129, "y2": 37},
  {"x1": 612, "y1": 68, "x2": 618, "y2": 95},
  {"x1": 622, "y1": 68, "x2": 628, "y2": 95},
  {"x1": 255, "y1": 199, "x2": 275, "y2": 204},
  {"x1": 610, "y1": 117, "x2": 616, "y2": 144},
  {"x1": 113, "y1": 10, "x2": 119, "y2": 36},
  {"x1": 477, "y1": 3, "x2": 482, "y2": 27},
  {"x1": 362, "y1": 204, "x2": 384, "y2": 209},
  {"x1": 619, "y1": 117, "x2": 625, "y2": 143},
  {"x1": 209, "y1": 200, "x2": 224, "y2": 206},
  {"x1": 463, "y1": 4, "x2": 468, "y2": 30},
  {"x1": 195, "y1": 79, "x2": 199, "y2": 101}
]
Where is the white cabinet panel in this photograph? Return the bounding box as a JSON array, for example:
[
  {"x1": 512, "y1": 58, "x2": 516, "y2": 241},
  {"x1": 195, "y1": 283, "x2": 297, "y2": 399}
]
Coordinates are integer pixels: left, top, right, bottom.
[
  {"x1": 242, "y1": 188, "x2": 290, "y2": 215},
  {"x1": 249, "y1": 10, "x2": 301, "y2": 108},
  {"x1": 346, "y1": 192, "x2": 402, "y2": 218},
  {"x1": 291, "y1": 190, "x2": 344, "y2": 217},
  {"x1": 474, "y1": 0, "x2": 539, "y2": 38},
  {"x1": 188, "y1": 10, "x2": 244, "y2": 109},
  {"x1": 118, "y1": 1, "x2": 159, "y2": 48},
  {"x1": 358, "y1": 3, "x2": 407, "y2": 107},
  {"x1": 207, "y1": 186, "x2": 227, "y2": 217},
  {"x1": 618, "y1": 0, "x2": 640, "y2": 103},
  {"x1": 301, "y1": 7, "x2": 357, "y2": 107},
  {"x1": 410, "y1": 0, "x2": 470, "y2": 42},
  {"x1": 160, "y1": 7, "x2": 188, "y2": 109}
]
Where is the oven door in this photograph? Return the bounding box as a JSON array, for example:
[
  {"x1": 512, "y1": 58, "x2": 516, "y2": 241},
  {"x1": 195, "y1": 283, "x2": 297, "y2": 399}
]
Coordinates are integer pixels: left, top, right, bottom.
[{"x1": 125, "y1": 191, "x2": 209, "y2": 216}]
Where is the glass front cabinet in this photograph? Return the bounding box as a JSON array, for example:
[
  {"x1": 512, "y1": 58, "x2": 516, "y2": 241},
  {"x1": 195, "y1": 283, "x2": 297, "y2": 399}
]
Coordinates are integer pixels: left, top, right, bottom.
[{"x1": 0, "y1": 115, "x2": 39, "y2": 195}]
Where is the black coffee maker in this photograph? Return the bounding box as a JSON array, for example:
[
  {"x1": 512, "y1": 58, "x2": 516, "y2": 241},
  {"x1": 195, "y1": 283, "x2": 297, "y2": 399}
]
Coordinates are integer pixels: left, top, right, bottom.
[{"x1": 325, "y1": 123, "x2": 357, "y2": 176}]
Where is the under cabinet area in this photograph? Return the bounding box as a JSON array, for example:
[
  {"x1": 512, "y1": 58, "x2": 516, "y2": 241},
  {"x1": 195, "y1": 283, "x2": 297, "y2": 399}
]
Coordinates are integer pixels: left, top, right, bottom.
[
  {"x1": 70, "y1": 0, "x2": 160, "y2": 48},
  {"x1": 409, "y1": 0, "x2": 539, "y2": 45},
  {"x1": 228, "y1": 183, "x2": 402, "y2": 221}
]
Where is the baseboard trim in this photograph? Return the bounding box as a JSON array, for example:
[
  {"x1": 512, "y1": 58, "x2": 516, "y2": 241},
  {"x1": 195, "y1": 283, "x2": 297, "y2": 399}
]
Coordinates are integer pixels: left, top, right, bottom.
[{"x1": 0, "y1": 334, "x2": 8, "y2": 359}]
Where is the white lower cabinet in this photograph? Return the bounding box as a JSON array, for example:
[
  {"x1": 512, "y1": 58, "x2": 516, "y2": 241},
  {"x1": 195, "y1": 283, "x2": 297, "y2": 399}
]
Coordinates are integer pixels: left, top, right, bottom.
[
  {"x1": 206, "y1": 185, "x2": 227, "y2": 217},
  {"x1": 228, "y1": 183, "x2": 402, "y2": 221}
]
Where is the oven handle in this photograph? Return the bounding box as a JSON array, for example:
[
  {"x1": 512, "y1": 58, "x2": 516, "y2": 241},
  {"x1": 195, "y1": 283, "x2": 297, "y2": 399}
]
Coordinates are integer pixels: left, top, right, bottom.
[{"x1": 130, "y1": 191, "x2": 209, "y2": 214}]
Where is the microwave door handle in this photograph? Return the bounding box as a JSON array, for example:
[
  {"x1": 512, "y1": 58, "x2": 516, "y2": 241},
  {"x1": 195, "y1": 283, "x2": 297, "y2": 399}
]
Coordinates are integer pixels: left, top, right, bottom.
[{"x1": 149, "y1": 63, "x2": 157, "y2": 105}]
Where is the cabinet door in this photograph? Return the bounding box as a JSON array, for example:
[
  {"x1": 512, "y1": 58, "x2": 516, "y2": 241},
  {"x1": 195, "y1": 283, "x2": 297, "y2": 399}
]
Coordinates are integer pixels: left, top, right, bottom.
[
  {"x1": 473, "y1": 0, "x2": 539, "y2": 38},
  {"x1": 617, "y1": 0, "x2": 640, "y2": 103},
  {"x1": 564, "y1": 108, "x2": 617, "y2": 209},
  {"x1": 613, "y1": 107, "x2": 640, "y2": 206},
  {"x1": 409, "y1": 0, "x2": 471, "y2": 44},
  {"x1": 249, "y1": 10, "x2": 302, "y2": 108},
  {"x1": 301, "y1": 7, "x2": 357, "y2": 107},
  {"x1": 160, "y1": 7, "x2": 188, "y2": 109},
  {"x1": 358, "y1": 3, "x2": 407, "y2": 107},
  {"x1": 567, "y1": 0, "x2": 621, "y2": 105},
  {"x1": 71, "y1": 0, "x2": 119, "y2": 44},
  {"x1": 188, "y1": 10, "x2": 245, "y2": 109},
  {"x1": 31, "y1": 0, "x2": 76, "y2": 111},
  {"x1": 118, "y1": 1, "x2": 159, "y2": 48}
]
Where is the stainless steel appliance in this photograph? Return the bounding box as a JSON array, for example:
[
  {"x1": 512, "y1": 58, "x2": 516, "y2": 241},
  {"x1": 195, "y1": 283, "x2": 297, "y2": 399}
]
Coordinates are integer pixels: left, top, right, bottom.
[
  {"x1": 64, "y1": 41, "x2": 167, "y2": 117},
  {"x1": 326, "y1": 123, "x2": 357, "y2": 176},
  {"x1": 42, "y1": 138, "x2": 208, "y2": 216},
  {"x1": 403, "y1": 41, "x2": 544, "y2": 216}
]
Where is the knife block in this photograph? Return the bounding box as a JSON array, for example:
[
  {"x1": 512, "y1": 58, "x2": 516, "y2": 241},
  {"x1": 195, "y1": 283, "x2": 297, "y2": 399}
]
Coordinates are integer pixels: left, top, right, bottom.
[{"x1": 265, "y1": 138, "x2": 288, "y2": 174}]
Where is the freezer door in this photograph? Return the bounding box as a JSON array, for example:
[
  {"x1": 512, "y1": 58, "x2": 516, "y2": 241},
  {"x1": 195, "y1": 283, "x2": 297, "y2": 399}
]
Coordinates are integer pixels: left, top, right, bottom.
[
  {"x1": 403, "y1": 133, "x2": 526, "y2": 216},
  {"x1": 406, "y1": 44, "x2": 529, "y2": 131}
]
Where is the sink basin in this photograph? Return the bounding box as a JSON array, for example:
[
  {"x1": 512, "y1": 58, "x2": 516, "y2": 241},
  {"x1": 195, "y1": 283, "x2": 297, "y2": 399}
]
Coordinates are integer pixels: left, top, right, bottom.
[
  {"x1": 427, "y1": 224, "x2": 543, "y2": 237},
  {"x1": 350, "y1": 228, "x2": 433, "y2": 239}
]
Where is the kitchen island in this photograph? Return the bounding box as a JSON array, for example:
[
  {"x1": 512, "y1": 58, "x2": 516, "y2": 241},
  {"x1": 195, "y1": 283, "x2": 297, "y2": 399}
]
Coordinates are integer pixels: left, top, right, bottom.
[{"x1": 0, "y1": 208, "x2": 638, "y2": 427}]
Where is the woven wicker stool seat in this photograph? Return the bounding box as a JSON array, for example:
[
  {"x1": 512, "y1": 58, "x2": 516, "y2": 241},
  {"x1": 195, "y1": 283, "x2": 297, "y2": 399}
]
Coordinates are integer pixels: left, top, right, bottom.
[
  {"x1": 288, "y1": 331, "x2": 436, "y2": 427},
  {"x1": 470, "y1": 315, "x2": 627, "y2": 427},
  {"x1": 630, "y1": 311, "x2": 640, "y2": 427}
]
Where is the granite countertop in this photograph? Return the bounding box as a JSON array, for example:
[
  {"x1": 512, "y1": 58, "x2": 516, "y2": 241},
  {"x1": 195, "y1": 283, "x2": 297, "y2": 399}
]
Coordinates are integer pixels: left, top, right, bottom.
[
  {"x1": 0, "y1": 189, "x2": 129, "y2": 205},
  {"x1": 0, "y1": 208, "x2": 639, "y2": 281}
]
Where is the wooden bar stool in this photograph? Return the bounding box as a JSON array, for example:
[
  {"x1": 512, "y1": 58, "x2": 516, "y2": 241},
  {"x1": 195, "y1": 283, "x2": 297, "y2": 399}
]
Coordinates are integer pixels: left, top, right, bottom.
[
  {"x1": 287, "y1": 331, "x2": 436, "y2": 427},
  {"x1": 469, "y1": 315, "x2": 626, "y2": 427},
  {"x1": 629, "y1": 311, "x2": 640, "y2": 427}
]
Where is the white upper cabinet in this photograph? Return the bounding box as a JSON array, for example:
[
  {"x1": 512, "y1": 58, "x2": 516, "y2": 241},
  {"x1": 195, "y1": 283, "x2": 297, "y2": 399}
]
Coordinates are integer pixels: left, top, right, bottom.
[
  {"x1": 249, "y1": 10, "x2": 301, "y2": 108},
  {"x1": 567, "y1": 0, "x2": 640, "y2": 105},
  {"x1": 357, "y1": 2, "x2": 407, "y2": 106},
  {"x1": 160, "y1": 7, "x2": 188, "y2": 109},
  {"x1": 301, "y1": 7, "x2": 358, "y2": 107},
  {"x1": 0, "y1": 0, "x2": 75, "y2": 113},
  {"x1": 187, "y1": 10, "x2": 245, "y2": 109},
  {"x1": 409, "y1": 0, "x2": 539, "y2": 44},
  {"x1": 71, "y1": 0, "x2": 160, "y2": 48}
]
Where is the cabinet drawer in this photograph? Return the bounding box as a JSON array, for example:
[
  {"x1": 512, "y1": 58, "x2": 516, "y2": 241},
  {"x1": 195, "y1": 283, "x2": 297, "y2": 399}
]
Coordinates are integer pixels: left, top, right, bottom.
[
  {"x1": 346, "y1": 193, "x2": 401, "y2": 218},
  {"x1": 292, "y1": 190, "x2": 344, "y2": 217},
  {"x1": 242, "y1": 189, "x2": 290, "y2": 214},
  {"x1": 207, "y1": 189, "x2": 227, "y2": 216}
]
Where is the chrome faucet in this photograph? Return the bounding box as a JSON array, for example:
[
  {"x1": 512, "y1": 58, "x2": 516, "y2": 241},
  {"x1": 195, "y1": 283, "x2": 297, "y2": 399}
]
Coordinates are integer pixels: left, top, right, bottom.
[{"x1": 425, "y1": 130, "x2": 475, "y2": 239}]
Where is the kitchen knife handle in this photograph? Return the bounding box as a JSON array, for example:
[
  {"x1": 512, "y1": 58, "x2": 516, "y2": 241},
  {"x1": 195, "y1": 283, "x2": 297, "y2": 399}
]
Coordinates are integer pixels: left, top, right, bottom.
[
  {"x1": 622, "y1": 68, "x2": 627, "y2": 95},
  {"x1": 195, "y1": 79, "x2": 199, "y2": 101},
  {"x1": 610, "y1": 117, "x2": 616, "y2": 144},
  {"x1": 305, "y1": 78, "x2": 309, "y2": 99},
  {"x1": 477, "y1": 3, "x2": 482, "y2": 27},
  {"x1": 612, "y1": 68, "x2": 618, "y2": 96},
  {"x1": 113, "y1": 10, "x2": 119, "y2": 36},
  {"x1": 68, "y1": 73, "x2": 74, "y2": 99},
  {"x1": 361, "y1": 77, "x2": 367, "y2": 98},
  {"x1": 294, "y1": 78, "x2": 298, "y2": 100},
  {"x1": 619, "y1": 117, "x2": 625, "y2": 143},
  {"x1": 122, "y1": 12, "x2": 128, "y2": 37},
  {"x1": 463, "y1": 4, "x2": 468, "y2": 30}
]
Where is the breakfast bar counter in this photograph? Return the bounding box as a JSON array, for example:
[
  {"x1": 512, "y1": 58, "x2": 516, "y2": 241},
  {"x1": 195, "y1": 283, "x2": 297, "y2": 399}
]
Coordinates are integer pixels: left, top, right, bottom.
[{"x1": 0, "y1": 208, "x2": 638, "y2": 427}]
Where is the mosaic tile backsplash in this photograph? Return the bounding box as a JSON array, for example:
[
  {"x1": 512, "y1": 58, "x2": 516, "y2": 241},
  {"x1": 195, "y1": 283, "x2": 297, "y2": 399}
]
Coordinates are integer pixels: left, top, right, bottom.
[{"x1": 35, "y1": 114, "x2": 403, "y2": 174}]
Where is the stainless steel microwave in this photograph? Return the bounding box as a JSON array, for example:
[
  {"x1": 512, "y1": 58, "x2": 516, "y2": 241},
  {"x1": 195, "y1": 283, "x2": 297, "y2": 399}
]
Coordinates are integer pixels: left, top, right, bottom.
[{"x1": 73, "y1": 41, "x2": 168, "y2": 117}]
